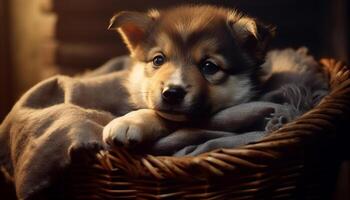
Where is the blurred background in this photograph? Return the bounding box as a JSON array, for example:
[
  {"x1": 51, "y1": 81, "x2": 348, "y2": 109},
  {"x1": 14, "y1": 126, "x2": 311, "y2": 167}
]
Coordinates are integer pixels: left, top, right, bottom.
[{"x1": 0, "y1": 0, "x2": 349, "y2": 199}]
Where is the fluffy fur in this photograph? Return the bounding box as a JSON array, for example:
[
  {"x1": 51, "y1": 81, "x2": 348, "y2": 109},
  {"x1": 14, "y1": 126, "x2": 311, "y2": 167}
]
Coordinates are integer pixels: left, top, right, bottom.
[{"x1": 260, "y1": 47, "x2": 328, "y2": 109}]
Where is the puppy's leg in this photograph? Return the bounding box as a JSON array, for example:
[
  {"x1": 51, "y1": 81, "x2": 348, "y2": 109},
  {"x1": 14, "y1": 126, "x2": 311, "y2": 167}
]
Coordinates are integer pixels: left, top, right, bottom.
[{"x1": 103, "y1": 109, "x2": 172, "y2": 148}]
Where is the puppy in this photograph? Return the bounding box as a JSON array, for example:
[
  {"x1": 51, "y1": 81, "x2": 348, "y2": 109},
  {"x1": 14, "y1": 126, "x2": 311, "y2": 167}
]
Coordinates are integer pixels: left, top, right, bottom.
[{"x1": 103, "y1": 5, "x2": 274, "y2": 148}]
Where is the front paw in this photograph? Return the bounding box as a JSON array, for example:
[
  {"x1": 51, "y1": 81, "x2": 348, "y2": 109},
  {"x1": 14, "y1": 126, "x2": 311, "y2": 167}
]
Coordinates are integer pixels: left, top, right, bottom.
[
  {"x1": 103, "y1": 117, "x2": 146, "y2": 148},
  {"x1": 103, "y1": 109, "x2": 166, "y2": 149}
]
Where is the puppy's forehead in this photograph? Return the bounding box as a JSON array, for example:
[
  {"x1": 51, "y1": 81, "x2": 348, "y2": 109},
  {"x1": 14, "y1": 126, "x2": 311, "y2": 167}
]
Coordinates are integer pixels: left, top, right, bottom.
[
  {"x1": 151, "y1": 6, "x2": 234, "y2": 59},
  {"x1": 159, "y1": 6, "x2": 228, "y2": 41}
]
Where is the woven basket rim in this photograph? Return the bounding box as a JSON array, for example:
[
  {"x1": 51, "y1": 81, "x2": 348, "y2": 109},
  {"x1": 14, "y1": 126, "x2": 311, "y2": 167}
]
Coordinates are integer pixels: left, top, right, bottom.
[{"x1": 92, "y1": 58, "x2": 350, "y2": 179}]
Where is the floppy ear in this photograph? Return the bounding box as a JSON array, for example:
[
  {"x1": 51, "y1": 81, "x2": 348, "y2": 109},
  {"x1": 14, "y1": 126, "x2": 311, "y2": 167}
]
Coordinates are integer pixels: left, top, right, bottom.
[
  {"x1": 227, "y1": 14, "x2": 275, "y2": 62},
  {"x1": 108, "y1": 10, "x2": 159, "y2": 53}
]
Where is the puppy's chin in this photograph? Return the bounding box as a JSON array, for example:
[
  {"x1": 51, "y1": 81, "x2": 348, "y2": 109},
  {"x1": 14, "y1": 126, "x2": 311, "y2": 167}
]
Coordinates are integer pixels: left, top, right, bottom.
[
  {"x1": 152, "y1": 99, "x2": 210, "y2": 122},
  {"x1": 155, "y1": 111, "x2": 189, "y2": 122}
]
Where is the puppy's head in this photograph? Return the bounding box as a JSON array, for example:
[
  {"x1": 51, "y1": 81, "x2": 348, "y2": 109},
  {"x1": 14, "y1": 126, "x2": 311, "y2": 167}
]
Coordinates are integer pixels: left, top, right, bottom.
[{"x1": 109, "y1": 5, "x2": 274, "y2": 121}]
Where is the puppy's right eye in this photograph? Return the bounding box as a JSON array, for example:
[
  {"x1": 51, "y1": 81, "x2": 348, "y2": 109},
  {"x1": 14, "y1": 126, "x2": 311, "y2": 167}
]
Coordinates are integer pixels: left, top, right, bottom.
[{"x1": 152, "y1": 54, "x2": 165, "y2": 67}]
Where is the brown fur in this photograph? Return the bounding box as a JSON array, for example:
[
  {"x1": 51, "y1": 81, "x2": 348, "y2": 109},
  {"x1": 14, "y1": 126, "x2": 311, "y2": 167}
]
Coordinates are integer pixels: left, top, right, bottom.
[{"x1": 104, "y1": 5, "x2": 274, "y2": 147}]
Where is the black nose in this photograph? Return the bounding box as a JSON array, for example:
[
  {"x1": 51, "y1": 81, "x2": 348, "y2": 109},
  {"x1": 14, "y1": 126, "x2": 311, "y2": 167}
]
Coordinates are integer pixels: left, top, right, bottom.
[{"x1": 162, "y1": 86, "x2": 187, "y2": 104}]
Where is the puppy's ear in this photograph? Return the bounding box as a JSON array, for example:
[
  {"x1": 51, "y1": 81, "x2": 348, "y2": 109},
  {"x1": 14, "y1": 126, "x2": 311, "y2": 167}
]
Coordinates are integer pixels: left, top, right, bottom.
[
  {"x1": 108, "y1": 10, "x2": 159, "y2": 53},
  {"x1": 227, "y1": 14, "x2": 275, "y2": 62}
]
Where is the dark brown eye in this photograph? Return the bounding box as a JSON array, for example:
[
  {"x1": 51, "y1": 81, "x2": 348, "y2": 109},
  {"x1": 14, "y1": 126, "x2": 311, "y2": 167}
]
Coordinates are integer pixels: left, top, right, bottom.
[
  {"x1": 153, "y1": 54, "x2": 165, "y2": 67},
  {"x1": 200, "y1": 60, "x2": 220, "y2": 75}
]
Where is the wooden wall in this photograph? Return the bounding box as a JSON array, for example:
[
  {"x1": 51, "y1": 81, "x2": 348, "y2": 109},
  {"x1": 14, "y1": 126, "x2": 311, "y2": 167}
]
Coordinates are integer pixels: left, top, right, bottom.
[{"x1": 9, "y1": 0, "x2": 56, "y2": 99}]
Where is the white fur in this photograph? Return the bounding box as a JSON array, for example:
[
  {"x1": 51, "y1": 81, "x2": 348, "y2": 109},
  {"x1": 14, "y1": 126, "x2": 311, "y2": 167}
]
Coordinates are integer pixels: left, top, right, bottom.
[
  {"x1": 125, "y1": 62, "x2": 149, "y2": 107},
  {"x1": 166, "y1": 68, "x2": 185, "y2": 87}
]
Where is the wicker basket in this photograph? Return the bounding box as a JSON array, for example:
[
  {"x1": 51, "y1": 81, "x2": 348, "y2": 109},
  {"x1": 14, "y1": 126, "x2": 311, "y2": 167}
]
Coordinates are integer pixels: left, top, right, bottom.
[{"x1": 65, "y1": 59, "x2": 350, "y2": 200}]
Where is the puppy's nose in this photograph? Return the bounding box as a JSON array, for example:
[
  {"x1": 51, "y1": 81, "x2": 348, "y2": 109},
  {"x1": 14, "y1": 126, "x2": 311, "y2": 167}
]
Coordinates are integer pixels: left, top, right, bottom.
[{"x1": 162, "y1": 86, "x2": 187, "y2": 104}]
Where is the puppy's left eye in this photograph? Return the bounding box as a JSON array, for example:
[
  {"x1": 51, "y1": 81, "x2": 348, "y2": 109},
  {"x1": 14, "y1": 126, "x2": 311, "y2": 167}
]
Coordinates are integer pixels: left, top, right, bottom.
[
  {"x1": 200, "y1": 60, "x2": 220, "y2": 75},
  {"x1": 153, "y1": 54, "x2": 165, "y2": 67}
]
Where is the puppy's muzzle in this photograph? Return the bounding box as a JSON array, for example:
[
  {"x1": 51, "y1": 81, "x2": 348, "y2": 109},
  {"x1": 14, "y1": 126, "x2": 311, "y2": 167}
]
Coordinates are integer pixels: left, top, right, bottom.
[{"x1": 162, "y1": 85, "x2": 187, "y2": 105}]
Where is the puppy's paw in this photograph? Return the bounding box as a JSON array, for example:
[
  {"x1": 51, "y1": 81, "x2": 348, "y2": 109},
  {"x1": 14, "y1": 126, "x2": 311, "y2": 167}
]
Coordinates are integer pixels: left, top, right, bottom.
[
  {"x1": 103, "y1": 118, "x2": 146, "y2": 148},
  {"x1": 103, "y1": 109, "x2": 165, "y2": 149}
]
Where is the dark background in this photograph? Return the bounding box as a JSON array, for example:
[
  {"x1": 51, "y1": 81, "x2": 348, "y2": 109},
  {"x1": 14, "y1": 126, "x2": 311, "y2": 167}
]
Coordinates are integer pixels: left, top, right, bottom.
[{"x1": 0, "y1": 0, "x2": 349, "y2": 199}]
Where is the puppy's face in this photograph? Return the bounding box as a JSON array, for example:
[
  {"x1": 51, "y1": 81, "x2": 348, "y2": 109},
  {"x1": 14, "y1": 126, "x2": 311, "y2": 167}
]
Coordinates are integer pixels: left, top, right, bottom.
[{"x1": 110, "y1": 6, "x2": 274, "y2": 120}]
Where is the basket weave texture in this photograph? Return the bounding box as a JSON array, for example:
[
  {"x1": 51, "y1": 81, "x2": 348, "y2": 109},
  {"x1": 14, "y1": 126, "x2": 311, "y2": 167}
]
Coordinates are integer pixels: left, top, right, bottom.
[{"x1": 67, "y1": 59, "x2": 350, "y2": 200}]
